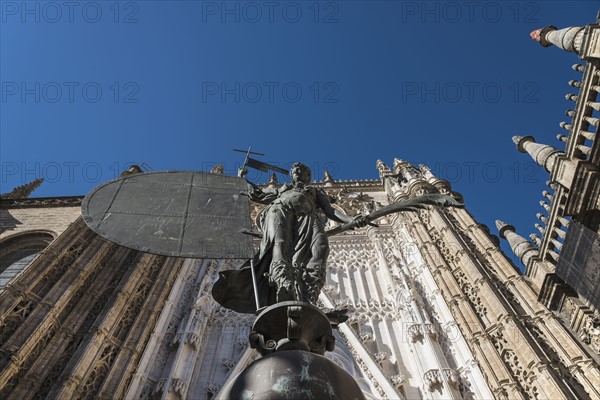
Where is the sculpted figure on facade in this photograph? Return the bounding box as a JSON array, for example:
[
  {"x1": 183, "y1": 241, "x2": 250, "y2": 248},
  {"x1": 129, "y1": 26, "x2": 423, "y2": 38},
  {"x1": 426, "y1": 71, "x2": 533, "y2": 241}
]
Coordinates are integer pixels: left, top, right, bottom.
[{"x1": 212, "y1": 162, "x2": 367, "y2": 313}]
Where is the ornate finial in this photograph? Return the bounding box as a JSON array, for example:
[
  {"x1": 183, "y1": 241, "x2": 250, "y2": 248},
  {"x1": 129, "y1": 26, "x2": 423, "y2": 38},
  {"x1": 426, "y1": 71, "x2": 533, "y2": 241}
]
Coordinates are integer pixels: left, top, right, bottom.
[
  {"x1": 536, "y1": 213, "x2": 548, "y2": 223},
  {"x1": 542, "y1": 190, "x2": 553, "y2": 200},
  {"x1": 513, "y1": 136, "x2": 561, "y2": 173},
  {"x1": 529, "y1": 234, "x2": 542, "y2": 246},
  {"x1": 512, "y1": 135, "x2": 534, "y2": 153},
  {"x1": 512, "y1": 135, "x2": 523, "y2": 144},
  {"x1": 495, "y1": 220, "x2": 514, "y2": 239},
  {"x1": 393, "y1": 158, "x2": 411, "y2": 174},
  {"x1": 535, "y1": 223, "x2": 545, "y2": 235},
  {"x1": 120, "y1": 164, "x2": 143, "y2": 177},
  {"x1": 588, "y1": 101, "x2": 600, "y2": 112},
  {"x1": 496, "y1": 220, "x2": 537, "y2": 264},
  {"x1": 559, "y1": 121, "x2": 572, "y2": 131},
  {"x1": 210, "y1": 163, "x2": 225, "y2": 175},
  {"x1": 0, "y1": 177, "x2": 44, "y2": 199},
  {"x1": 531, "y1": 25, "x2": 584, "y2": 53},
  {"x1": 376, "y1": 160, "x2": 392, "y2": 180},
  {"x1": 530, "y1": 25, "x2": 557, "y2": 47},
  {"x1": 267, "y1": 173, "x2": 278, "y2": 188},
  {"x1": 585, "y1": 116, "x2": 600, "y2": 127},
  {"x1": 323, "y1": 170, "x2": 334, "y2": 186},
  {"x1": 557, "y1": 215, "x2": 570, "y2": 227},
  {"x1": 566, "y1": 93, "x2": 578, "y2": 102},
  {"x1": 392, "y1": 158, "x2": 421, "y2": 181},
  {"x1": 546, "y1": 180, "x2": 559, "y2": 190},
  {"x1": 376, "y1": 160, "x2": 390, "y2": 171},
  {"x1": 577, "y1": 143, "x2": 592, "y2": 156},
  {"x1": 418, "y1": 164, "x2": 434, "y2": 179}
]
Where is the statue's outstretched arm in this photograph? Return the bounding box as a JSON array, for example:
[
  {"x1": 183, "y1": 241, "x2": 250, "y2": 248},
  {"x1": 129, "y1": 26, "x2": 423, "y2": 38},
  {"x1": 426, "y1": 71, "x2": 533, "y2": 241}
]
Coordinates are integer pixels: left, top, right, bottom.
[
  {"x1": 316, "y1": 189, "x2": 366, "y2": 226},
  {"x1": 326, "y1": 193, "x2": 463, "y2": 237},
  {"x1": 238, "y1": 167, "x2": 278, "y2": 204}
]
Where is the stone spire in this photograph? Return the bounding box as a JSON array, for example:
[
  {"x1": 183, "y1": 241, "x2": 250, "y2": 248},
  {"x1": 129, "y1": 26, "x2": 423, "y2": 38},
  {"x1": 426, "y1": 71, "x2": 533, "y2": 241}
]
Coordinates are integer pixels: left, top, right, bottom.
[
  {"x1": 588, "y1": 99, "x2": 600, "y2": 112},
  {"x1": 267, "y1": 172, "x2": 278, "y2": 188},
  {"x1": 546, "y1": 180, "x2": 559, "y2": 191},
  {"x1": 419, "y1": 163, "x2": 452, "y2": 194},
  {"x1": 418, "y1": 164, "x2": 434, "y2": 180},
  {"x1": 512, "y1": 136, "x2": 562, "y2": 173},
  {"x1": 535, "y1": 223, "x2": 545, "y2": 235},
  {"x1": 540, "y1": 200, "x2": 551, "y2": 212},
  {"x1": 529, "y1": 234, "x2": 542, "y2": 247},
  {"x1": 376, "y1": 159, "x2": 392, "y2": 180},
  {"x1": 120, "y1": 164, "x2": 143, "y2": 176},
  {"x1": 0, "y1": 178, "x2": 44, "y2": 199},
  {"x1": 210, "y1": 163, "x2": 225, "y2": 175},
  {"x1": 531, "y1": 25, "x2": 584, "y2": 54},
  {"x1": 393, "y1": 158, "x2": 420, "y2": 181},
  {"x1": 323, "y1": 170, "x2": 335, "y2": 187},
  {"x1": 496, "y1": 220, "x2": 538, "y2": 266}
]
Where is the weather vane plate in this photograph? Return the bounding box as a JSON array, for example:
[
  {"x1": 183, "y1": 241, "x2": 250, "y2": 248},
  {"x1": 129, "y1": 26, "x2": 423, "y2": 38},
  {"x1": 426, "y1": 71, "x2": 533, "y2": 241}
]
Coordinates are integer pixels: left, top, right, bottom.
[{"x1": 82, "y1": 171, "x2": 254, "y2": 259}]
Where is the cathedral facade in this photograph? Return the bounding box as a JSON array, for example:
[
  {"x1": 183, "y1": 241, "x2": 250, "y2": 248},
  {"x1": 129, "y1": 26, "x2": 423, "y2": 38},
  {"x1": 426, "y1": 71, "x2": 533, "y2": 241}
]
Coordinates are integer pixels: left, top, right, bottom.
[
  {"x1": 2, "y1": 14, "x2": 600, "y2": 400},
  {"x1": 1, "y1": 155, "x2": 598, "y2": 399}
]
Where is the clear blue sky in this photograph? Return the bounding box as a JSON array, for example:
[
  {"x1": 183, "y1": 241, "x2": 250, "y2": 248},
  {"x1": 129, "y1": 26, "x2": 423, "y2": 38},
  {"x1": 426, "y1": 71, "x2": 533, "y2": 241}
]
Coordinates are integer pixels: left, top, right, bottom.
[{"x1": 1, "y1": 1, "x2": 598, "y2": 267}]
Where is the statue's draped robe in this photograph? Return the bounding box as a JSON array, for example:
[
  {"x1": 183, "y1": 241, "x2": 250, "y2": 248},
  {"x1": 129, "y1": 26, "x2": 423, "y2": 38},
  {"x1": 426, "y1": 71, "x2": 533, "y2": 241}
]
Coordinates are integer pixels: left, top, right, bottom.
[{"x1": 212, "y1": 184, "x2": 328, "y2": 313}]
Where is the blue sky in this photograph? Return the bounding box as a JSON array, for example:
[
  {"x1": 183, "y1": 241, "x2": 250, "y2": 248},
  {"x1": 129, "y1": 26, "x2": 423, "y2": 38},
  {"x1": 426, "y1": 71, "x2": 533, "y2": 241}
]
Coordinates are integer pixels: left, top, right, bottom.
[{"x1": 1, "y1": 1, "x2": 598, "y2": 266}]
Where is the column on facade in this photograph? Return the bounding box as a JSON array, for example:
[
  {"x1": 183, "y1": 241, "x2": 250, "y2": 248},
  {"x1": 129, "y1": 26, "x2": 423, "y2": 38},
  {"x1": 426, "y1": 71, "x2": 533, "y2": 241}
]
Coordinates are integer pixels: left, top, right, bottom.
[
  {"x1": 0, "y1": 221, "x2": 104, "y2": 397},
  {"x1": 188, "y1": 261, "x2": 257, "y2": 399},
  {"x1": 393, "y1": 219, "x2": 495, "y2": 399},
  {"x1": 513, "y1": 135, "x2": 579, "y2": 190},
  {"x1": 429, "y1": 208, "x2": 584, "y2": 398},
  {"x1": 495, "y1": 220, "x2": 554, "y2": 291},
  {"x1": 398, "y1": 268, "x2": 462, "y2": 398},
  {"x1": 386, "y1": 233, "x2": 457, "y2": 399},
  {"x1": 53, "y1": 252, "x2": 181, "y2": 399},
  {"x1": 135, "y1": 259, "x2": 217, "y2": 400},
  {"x1": 377, "y1": 160, "x2": 403, "y2": 199},
  {"x1": 445, "y1": 207, "x2": 600, "y2": 398},
  {"x1": 537, "y1": 25, "x2": 585, "y2": 54},
  {"x1": 401, "y1": 212, "x2": 523, "y2": 398},
  {"x1": 323, "y1": 237, "x2": 404, "y2": 399},
  {"x1": 124, "y1": 259, "x2": 200, "y2": 398}
]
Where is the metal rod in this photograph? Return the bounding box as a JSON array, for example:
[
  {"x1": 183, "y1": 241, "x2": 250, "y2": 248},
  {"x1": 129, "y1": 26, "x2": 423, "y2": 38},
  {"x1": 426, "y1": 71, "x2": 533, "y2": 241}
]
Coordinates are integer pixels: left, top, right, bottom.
[
  {"x1": 243, "y1": 146, "x2": 252, "y2": 170},
  {"x1": 249, "y1": 257, "x2": 261, "y2": 311},
  {"x1": 233, "y1": 148, "x2": 265, "y2": 156}
]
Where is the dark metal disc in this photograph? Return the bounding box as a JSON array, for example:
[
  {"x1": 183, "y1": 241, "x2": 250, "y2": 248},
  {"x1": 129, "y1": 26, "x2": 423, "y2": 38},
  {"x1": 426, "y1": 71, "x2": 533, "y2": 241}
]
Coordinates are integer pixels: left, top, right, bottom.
[{"x1": 81, "y1": 171, "x2": 254, "y2": 259}]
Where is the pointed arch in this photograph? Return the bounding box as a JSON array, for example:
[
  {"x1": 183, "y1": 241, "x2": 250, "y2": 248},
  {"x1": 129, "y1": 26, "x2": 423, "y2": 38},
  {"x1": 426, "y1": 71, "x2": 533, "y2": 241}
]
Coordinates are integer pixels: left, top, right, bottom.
[{"x1": 0, "y1": 230, "x2": 55, "y2": 287}]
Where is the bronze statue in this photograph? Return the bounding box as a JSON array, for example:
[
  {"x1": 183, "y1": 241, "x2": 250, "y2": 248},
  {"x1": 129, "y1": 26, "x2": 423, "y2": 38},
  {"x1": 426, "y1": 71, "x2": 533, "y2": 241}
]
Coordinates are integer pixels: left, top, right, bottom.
[
  {"x1": 212, "y1": 160, "x2": 463, "y2": 314},
  {"x1": 212, "y1": 163, "x2": 367, "y2": 313}
]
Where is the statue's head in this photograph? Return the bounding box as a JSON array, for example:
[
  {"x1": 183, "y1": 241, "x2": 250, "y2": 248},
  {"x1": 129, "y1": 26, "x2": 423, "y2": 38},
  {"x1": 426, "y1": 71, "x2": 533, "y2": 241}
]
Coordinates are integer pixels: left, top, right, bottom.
[{"x1": 290, "y1": 163, "x2": 312, "y2": 184}]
